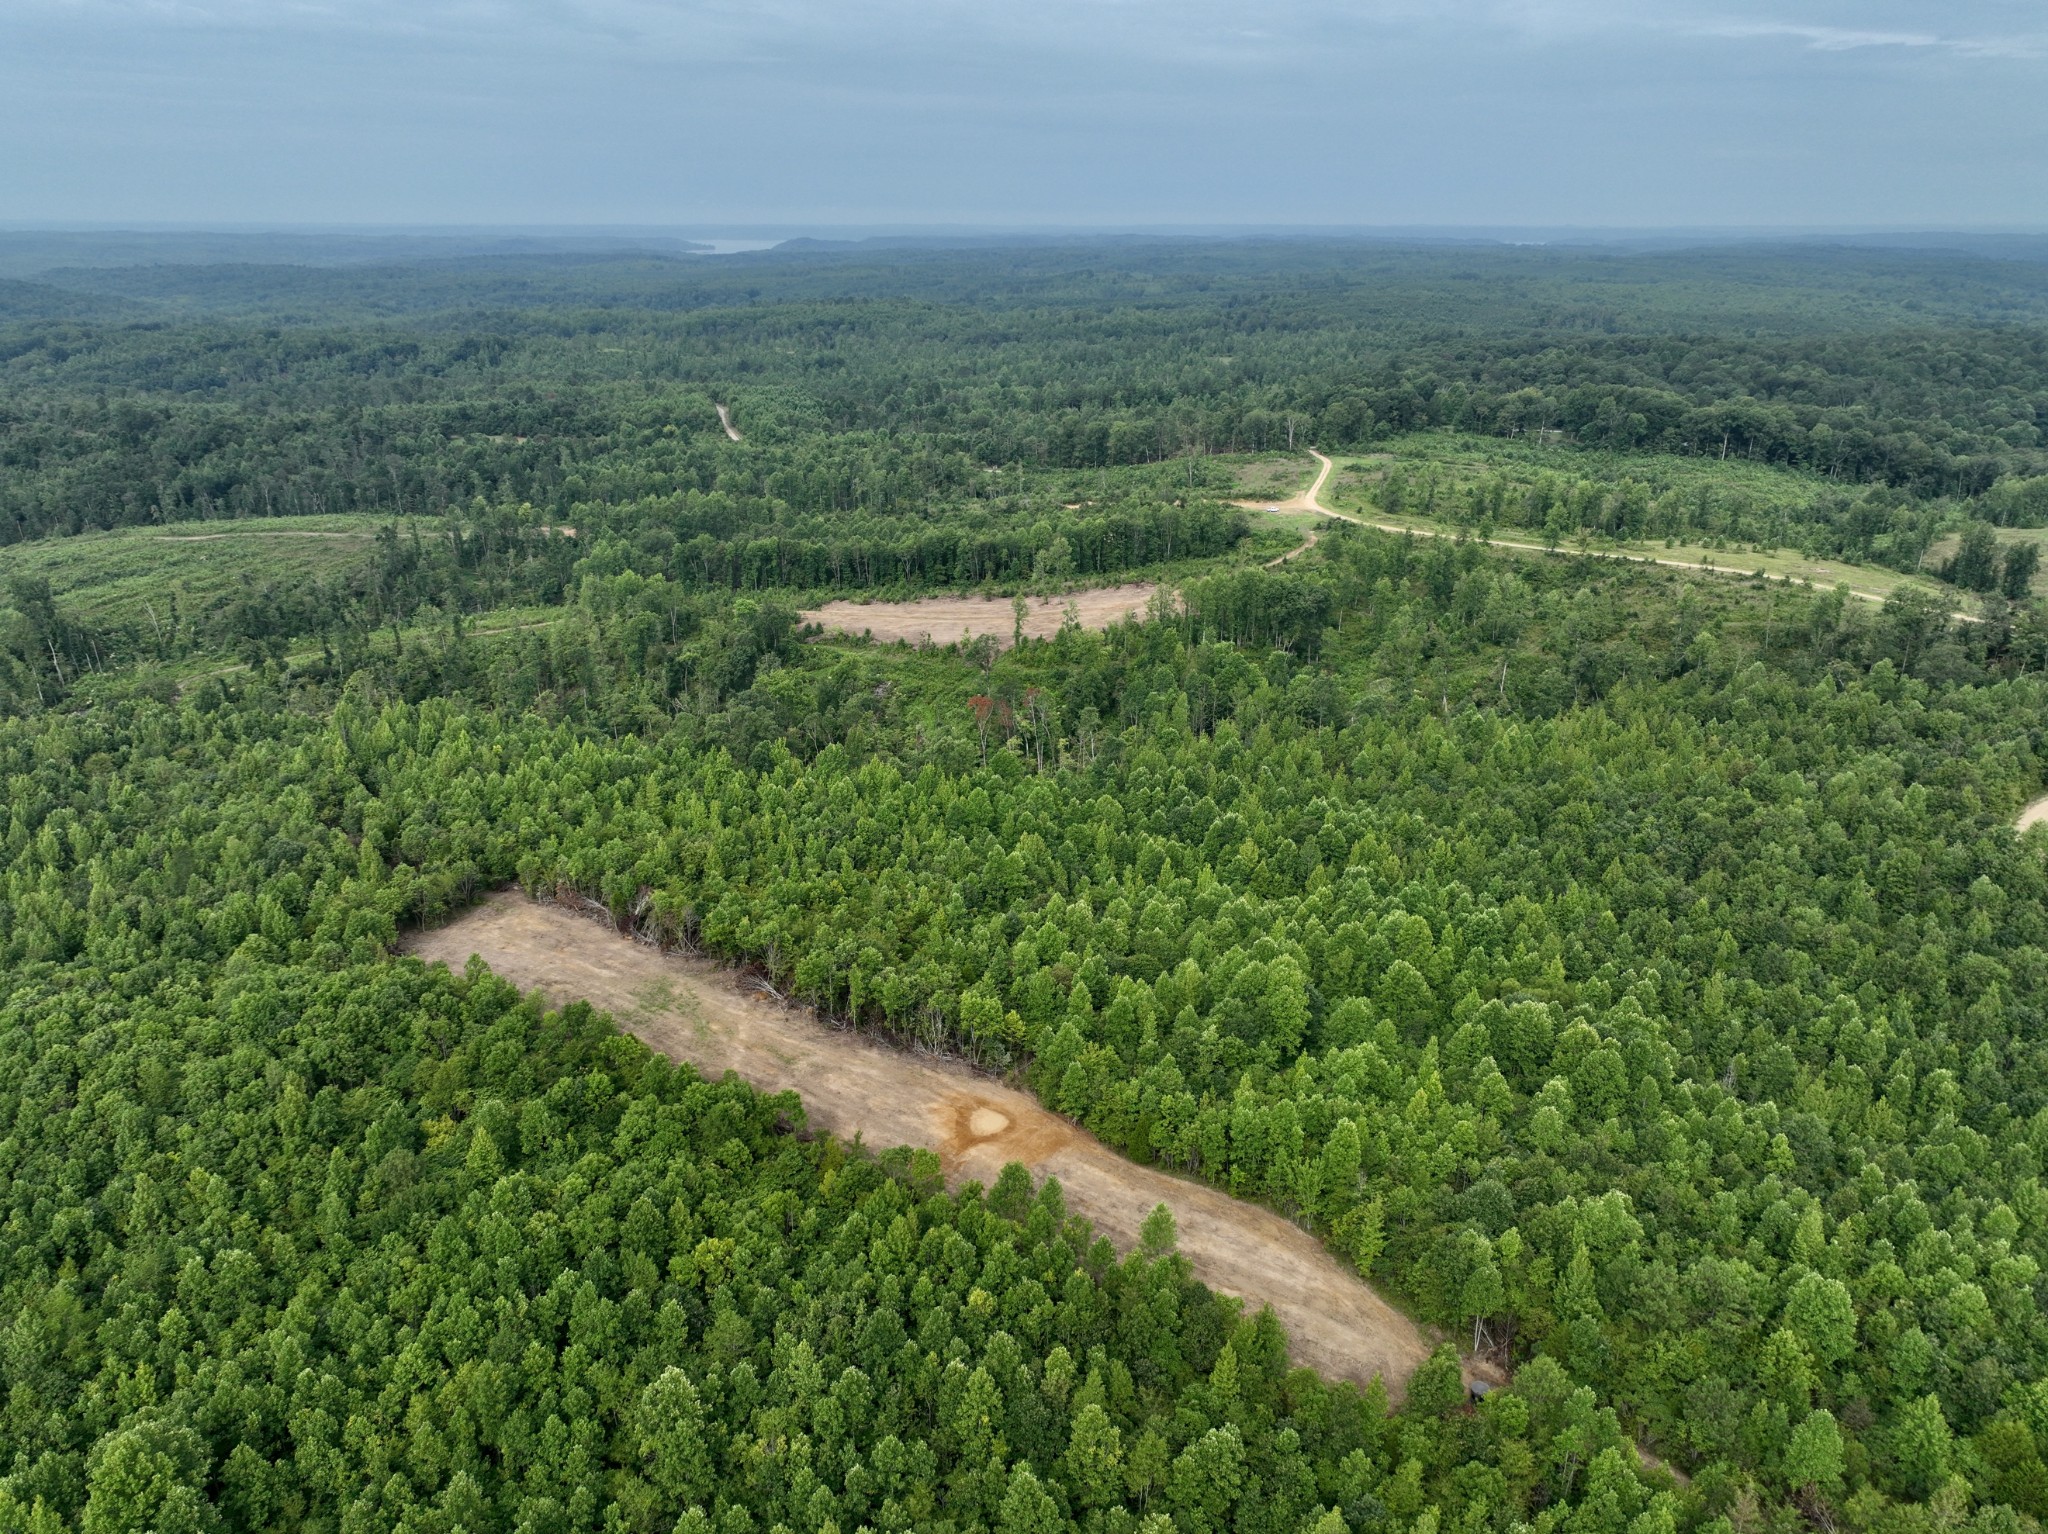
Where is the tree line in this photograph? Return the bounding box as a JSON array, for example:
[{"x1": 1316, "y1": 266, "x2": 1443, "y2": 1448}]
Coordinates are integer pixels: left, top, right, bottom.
[
  {"x1": 7, "y1": 531, "x2": 2048, "y2": 1531},
  {"x1": 5, "y1": 240, "x2": 2048, "y2": 544}
]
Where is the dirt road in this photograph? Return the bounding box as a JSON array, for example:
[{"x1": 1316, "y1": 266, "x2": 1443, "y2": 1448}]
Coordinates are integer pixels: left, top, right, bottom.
[
  {"x1": 802, "y1": 585, "x2": 1159, "y2": 649},
  {"x1": 1244, "y1": 450, "x2": 1970, "y2": 617},
  {"x1": 716, "y1": 404, "x2": 743, "y2": 442},
  {"x1": 1235, "y1": 449, "x2": 1336, "y2": 518},
  {"x1": 2021, "y1": 793, "x2": 2048, "y2": 832},
  {"x1": 1283, "y1": 449, "x2": 1337, "y2": 513},
  {"x1": 409, "y1": 892, "x2": 1435, "y2": 1397},
  {"x1": 1266, "y1": 529, "x2": 1320, "y2": 567}
]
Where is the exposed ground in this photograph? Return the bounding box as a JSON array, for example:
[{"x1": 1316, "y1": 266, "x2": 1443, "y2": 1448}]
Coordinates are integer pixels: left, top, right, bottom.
[
  {"x1": 801, "y1": 584, "x2": 1159, "y2": 649},
  {"x1": 2021, "y1": 793, "x2": 2048, "y2": 832},
  {"x1": 716, "y1": 404, "x2": 743, "y2": 442},
  {"x1": 1233, "y1": 449, "x2": 1335, "y2": 516},
  {"x1": 408, "y1": 892, "x2": 1437, "y2": 1398},
  {"x1": 1244, "y1": 450, "x2": 1978, "y2": 617}
]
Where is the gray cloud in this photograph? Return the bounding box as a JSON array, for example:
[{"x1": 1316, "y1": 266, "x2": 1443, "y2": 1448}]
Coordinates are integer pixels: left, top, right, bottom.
[
  {"x1": 1696, "y1": 22, "x2": 1941, "y2": 48},
  {"x1": 1692, "y1": 17, "x2": 2046, "y2": 57},
  {"x1": 1, "y1": 0, "x2": 2043, "y2": 225},
  {"x1": 16, "y1": 0, "x2": 2041, "y2": 70}
]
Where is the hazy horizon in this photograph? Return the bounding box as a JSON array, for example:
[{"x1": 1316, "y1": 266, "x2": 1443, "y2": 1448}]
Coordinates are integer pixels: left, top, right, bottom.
[{"x1": 5, "y1": 221, "x2": 2048, "y2": 237}]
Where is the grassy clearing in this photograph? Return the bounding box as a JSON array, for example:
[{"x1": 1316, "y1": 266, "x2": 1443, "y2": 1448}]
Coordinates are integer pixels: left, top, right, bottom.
[
  {"x1": 1226, "y1": 455, "x2": 1321, "y2": 499},
  {"x1": 1149, "y1": 444, "x2": 1959, "y2": 608},
  {"x1": 1318, "y1": 494, "x2": 1951, "y2": 607},
  {"x1": 1327, "y1": 431, "x2": 1845, "y2": 514},
  {"x1": 1, "y1": 515, "x2": 387, "y2": 630},
  {"x1": 1214, "y1": 438, "x2": 1969, "y2": 612},
  {"x1": 1924, "y1": 525, "x2": 2048, "y2": 597}
]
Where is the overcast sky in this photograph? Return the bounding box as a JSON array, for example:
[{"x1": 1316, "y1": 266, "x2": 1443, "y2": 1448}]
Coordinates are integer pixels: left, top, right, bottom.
[{"x1": 2, "y1": 0, "x2": 2042, "y2": 229}]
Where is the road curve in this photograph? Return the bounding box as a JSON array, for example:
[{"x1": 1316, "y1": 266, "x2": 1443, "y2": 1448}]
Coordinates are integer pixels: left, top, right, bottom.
[
  {"x1": 1258, "y1": 450, "x2": 1335, "y2": 564},
  {"x1": 1244, "y1": 449, "x2": 1973, "y2": 619},
  {"x1": 1265, "y1": 529, "x2": 1320, "y2": 567},
  {"x1": 1286, "y1": 449, "x2": 1336, "y2": 513},
  {"x1": 408, "y1": 891, "x2": 1437, "y2": 1399},
  {"x1": 716, "y1": 404, "x2": 743, "y2": 442}
]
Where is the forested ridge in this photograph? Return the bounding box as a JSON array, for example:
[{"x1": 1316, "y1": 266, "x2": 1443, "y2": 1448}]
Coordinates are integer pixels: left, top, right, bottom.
[
  {"x1": 5, "y1": 241, "x2": 2048, "y2": 545},
  {"x1": 6, "y1": 239, "x2": 2048, "y2": 1534}
]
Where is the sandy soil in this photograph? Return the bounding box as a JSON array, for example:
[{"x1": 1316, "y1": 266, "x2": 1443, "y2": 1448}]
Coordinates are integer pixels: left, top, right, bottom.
[
  {"x1": 801, "y1": 584, "x2": 1159, "y2": 650},
  {"x1": 716, "y1": 404, "x2": 743, "y2": 442},
  {"x1": 2020, "y1": 793, "x2": 2048, "y2": 832},
  {"x1": 408, "y1": 892, "x2": 1436, "y2": 1397}
]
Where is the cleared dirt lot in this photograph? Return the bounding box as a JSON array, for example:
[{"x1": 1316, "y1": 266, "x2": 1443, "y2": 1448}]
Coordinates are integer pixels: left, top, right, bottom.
[
  {"x1": 801, "y1": 584, "x2": 1159, "y2": 649},
  {"x1": 409, "y1": 892, "x2": 1435, "y2": 1397}
]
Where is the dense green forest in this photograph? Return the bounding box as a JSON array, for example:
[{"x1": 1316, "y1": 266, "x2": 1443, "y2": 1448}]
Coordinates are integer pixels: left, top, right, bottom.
[
  {"x1": 5, "y1": 235, "x2": 2048, "y2": 1534},
  {"x1": 4, "y1": 240, "x2": 2048, "y2": 549}
]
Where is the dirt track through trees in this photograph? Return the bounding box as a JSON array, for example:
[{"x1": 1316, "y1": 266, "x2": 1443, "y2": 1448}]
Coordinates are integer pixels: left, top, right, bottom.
[
  {"x1": 409, "y1": 892, "x2": 1436, "y2": 1396},
  {"x1": 1266, "y1": 529, "x2": 1319, "y2": 566},
  {"x1": 1242, "y1": 449, "x2": 1969, "y2": 616},
  {"x1": 2021, "y1": 793, "x2": 2048, "y2": 832},
  {"x1": 802, "y1": 584, "x2": 1158, "y2": 649}
]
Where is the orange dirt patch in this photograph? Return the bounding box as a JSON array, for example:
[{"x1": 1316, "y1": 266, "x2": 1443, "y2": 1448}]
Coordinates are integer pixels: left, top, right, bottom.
[
  {"x1": 407, "y1": 892, "x2": 1436, "y2": 1398},
  {"x1": 801, "y1": 584, "x2": 1160, "y2": 649}
]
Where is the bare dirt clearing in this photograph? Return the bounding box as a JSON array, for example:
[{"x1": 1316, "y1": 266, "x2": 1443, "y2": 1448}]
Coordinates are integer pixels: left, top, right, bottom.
[
  {"x1": 409, "y1": 892, "x2": 1435, "y2": 1397},
  {"x1": 802, "y1": 584, "x2": 1158, "y2": 649},
  {"x1": 2021, "y1": 794, "x2": 2048, "y2": 832}
]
